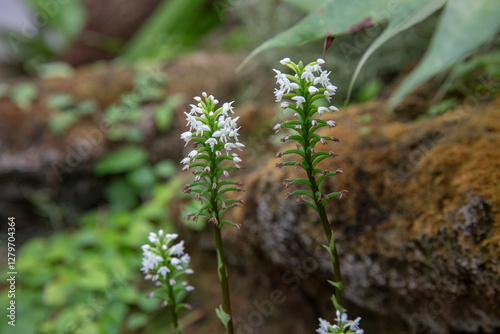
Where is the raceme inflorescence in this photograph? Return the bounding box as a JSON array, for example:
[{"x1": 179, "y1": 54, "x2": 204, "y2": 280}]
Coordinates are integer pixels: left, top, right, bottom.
[
  {"x1": 180, "y1": 92, "x2": 245, "y2": 334},
  {"x1": 141, "y1": 230, "x2": 194, "y2": 334},
  {"x1": 273, "y1": 57, "x2": 361, "y2": 331}
]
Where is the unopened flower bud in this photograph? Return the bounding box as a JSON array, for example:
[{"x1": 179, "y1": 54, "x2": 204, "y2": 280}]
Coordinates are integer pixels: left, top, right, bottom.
[
  {"x1": 280, "y1": 135, "x2": 290, "y2": 142},
  {"x1": 295, "y1": 162, "x2": 302, "y2": 168},
  {"x1": 280, "y1": 102, "x2": 289, "y2": 109},
  {"x1": 275, "y1": 152, "x2": 283, "y2": 158},
  {"x1": 216, "y1": 150, "x2": 222, "y2": 157},
  {"x1": 204, "y1": 166, "x2": 210, "y2": 173},
  {"x1": 194, "y1": 175, "x2": 200, "y2": 182},
  {"x1": 184, "y1": 214, "x2": 191, "y2": 221},
  {"x1": 284, "y1": 192, "x2": 292, "y2": 200},
  {"x1": 194, "y1": 193, "x2": 201, "y2": 200},
  {"x1": 276, "y1": 162, "x2": 285, "y2": 168},
  {"x1": 223, "y1": 170, "x2": 229, "y2": 178},
  {"x1": 222, "y1": 202, "x2": 227, "y2": 210},
  {"x1": 311, "y1": 148, "x2": 316, "y2": 154},
  {"x1": 331, "y1": 136, "x2": 339, "y2": 142},
  {"x1": 295, "y1": 125, "x2": 302, "y2": 130},
  {"x1": 161, "y1": 301, "x2": 168, "y2": 308},
  {"x1": 312, "y1": 120, "x2": 318, "y2": 127},
  {"x1": 185, "y1": 303, "x2": 193, "y2": 309},
  {"x1": 147, "y1": 292, "x2": 154, "y2": 298},
  {"x1": 212, "y1": 183, "x2": 217, "y2": 190},
  {"x1": 320, "y1": 138, "x2": 327, "y2": 145},
  {"x1": 339, "y1": 190, "x2": 348, "y2": 200},
  {"x1": 335, "y1": 168, "x2": 344, "y2": 174},
  {"x1": 193, "y1": 213, "x2": 199, "y2": 222},
  {"x1": 329, "y1": 151, "x2": 338, "y2": 158},
  {"x1": 283, "y1": 179, "x2": 291, "y2": 188},
  {"x1": 209, "y1": 217, "x2": 219, "y2": 226}
]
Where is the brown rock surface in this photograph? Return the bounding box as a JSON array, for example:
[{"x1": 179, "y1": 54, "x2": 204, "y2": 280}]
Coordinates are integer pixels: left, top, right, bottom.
[{"x1": 216, "y1": 96, "x2": 500, "y2": 333}]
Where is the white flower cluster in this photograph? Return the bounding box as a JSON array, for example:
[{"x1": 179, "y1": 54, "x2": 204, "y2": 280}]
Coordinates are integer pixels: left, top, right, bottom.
[
  {"x1": 273, "y1": 58, "x2": 339, "y2": 119},
  {"x1": 180, "y1": 92, "x2": 244, "y2": 171},
  {"x1": 316, "y1": 311, "x2": 364, "y2": 334},
  {"x1": 141, "y1": 230, "x2": 194, "y2": 303}
]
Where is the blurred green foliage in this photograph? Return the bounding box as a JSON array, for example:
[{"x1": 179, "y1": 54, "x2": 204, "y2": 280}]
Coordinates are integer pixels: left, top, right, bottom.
[
  {"x1": 241, "y1": 0, "x2": 500, "y2": 108},
  {"x1": 121, "y1": 0, "x2": 222, "y2": 63},
  {"x1": 0, "y1": 0, "x2": 85, "y2": 71}
]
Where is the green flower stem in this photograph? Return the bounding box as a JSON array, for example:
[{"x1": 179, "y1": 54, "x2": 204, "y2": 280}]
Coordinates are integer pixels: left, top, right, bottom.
[
  {"x1": 166, "y1": 281, "x2": 182, "y2": 334},
  {"x1": 212, "y1": 219, "x2": 234, "y2": 334},
  {"x1": 301, "y1": 99, "x2": 344, "y2": 309},
  {"x1": 208, "y1": 148, "x2": 234, "y2": 334}
]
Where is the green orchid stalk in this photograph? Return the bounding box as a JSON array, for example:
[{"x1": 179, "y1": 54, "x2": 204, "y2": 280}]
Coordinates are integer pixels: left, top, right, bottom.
[
  {"x1": 180, "y1": 92, "x2": 245, "y2": 334},
  {"x1": 273, "y1": 58, "x2": 350, "y2": 316},
  {"x1": 141, "y1": 230, "x2": 194, "y2": 334}
]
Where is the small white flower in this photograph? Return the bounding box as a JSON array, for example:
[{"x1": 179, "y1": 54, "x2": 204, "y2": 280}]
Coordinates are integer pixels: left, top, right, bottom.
[
  {"x1": 171, "y1": 258, "x2": 181, "y2": 266},
  {"x1": 308, "y1": 86, "x2": 319, "y2": 94},
  {"x1": 157, "y1": 266, "x2": 170, "y2": 279},
  {"x1": 280, "y1": 102, "x2": 289, "y2": 109},
  {"x1": 314, "y1": 69, "x2": 331, "y2": 87},
  {"x1": 301, "y1": 65, "x2": 315, "y2": 82},
  {"x1": 180, "y1": 157, "x2": 191, "y2": 165},
  {"x1": 181, "y1": 254, "x2": 191, "y2": 264},
  {"x1": 148, "y1": 232, "x2": 158, "y2": 243},
  {"x1": 280, "y1": 57, "x2": 291, "y2": 65},
  {"x1": 206, "y1": 138, "x2": 218, "y2": 151},
  {"x1": 317, "y1": 58, "x2": 325, "y2": 65},
  {"x1": 188, "y1": 150, "x2": 198, "y2": 159},
  {"x1": 186, "y1": 286, "x2": 195, "y2": 291},
  {"x1": 180, "y1": 131, "x2": 192, "y2": 146},
  {"x1": 317, "y1": 106, "x2": 329, "y2": 119},
  {"x1": 169, "y1": 240, "x2": 185, "y2": 256},
  {"x1": 185, "y1": 269, "x2": 194, "y2": 274},
  {"x1": 329, "y1": 106, "x2": 339, "y2": 112},
  {"x1": 170, "y1": 279, "x2": 176, "y2": 286},
  {"x1": 327, "y1": 120, "x2": 336, "y2": 128},
  {"x1": 326, "y1": 84, "x2": 337, "y2": 94},
  {"x1": 222, "y1": 101, "x2": 234, "y2": 115},
  {"x1": 316, "y1": 318, "x2": 330, "y2": 334},
  {"x1": 291, "y1": 96, "x2": 306, "y2": 108},
  {"x1": 274, "y1": 88, "x2": 284, "y2": 102},
  {"x1": 165, "y1": 233, "x2": 178, "y2": 240}
]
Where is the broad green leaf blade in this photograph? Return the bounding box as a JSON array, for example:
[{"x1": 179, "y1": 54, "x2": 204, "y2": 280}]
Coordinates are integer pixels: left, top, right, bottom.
[
  {"x1": 346, "y1": 0, "x2": 446, "y2": 103},
  {"x1": 95, "y1": 146, "x2": 148, "y2": 175},
  {"x1": 389, "y1": 0, "x2": 500, "y2": 109},
  {"x1": 239, "y1": 0, "x2": 397, "y2": 70},
  {"x1": 283, "y1": 0, "x2": 330, "y2": 13}
]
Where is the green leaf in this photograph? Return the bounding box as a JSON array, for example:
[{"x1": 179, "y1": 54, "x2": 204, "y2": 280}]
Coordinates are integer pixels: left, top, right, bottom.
[
  {"x1": 48, "y1": 112, "x2": 78, "y2": 135},
  {"x1": 290, "y1": 178, "x2": 312, "y2": 187},
  {"x1": 47, "y1": 93, "x2": 75, "y2": 110},
  {"x1": 95, "y1": 146, "x2": 148, "y2": 175},
  {"x1": 154, "y1": 160, "x2": 177, "y2": 178},
  {"x1": 10, "y1": 83, "x2": 38, "y2": 111},
  {"x1": 291, "y1": 189, "x2": 315, "y2": 199},
  {"x1": 284, "y1": 0, "x2": 330, "y2": 13},
  {"x1": 328, "y1": 279, "x2": 343, "y2": 290},
  {"x1": 155, "y1": 96, "x2": 182, "y2": 131},
  {"x1": 389, "y1": 0, "x2": 500, "y2": 108},
  {"x1": 346, "y1": 0, "x2": 446, "y2": 103},
  {"x1": 239, "y1": 0, "x2": 394, "y2": 69},
  {"x1": 126, "y1": 166, "x2": 156, "y2": 190},
  {"x1": 215, "y1": 305, "x2": 231, "y2": 329}
]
